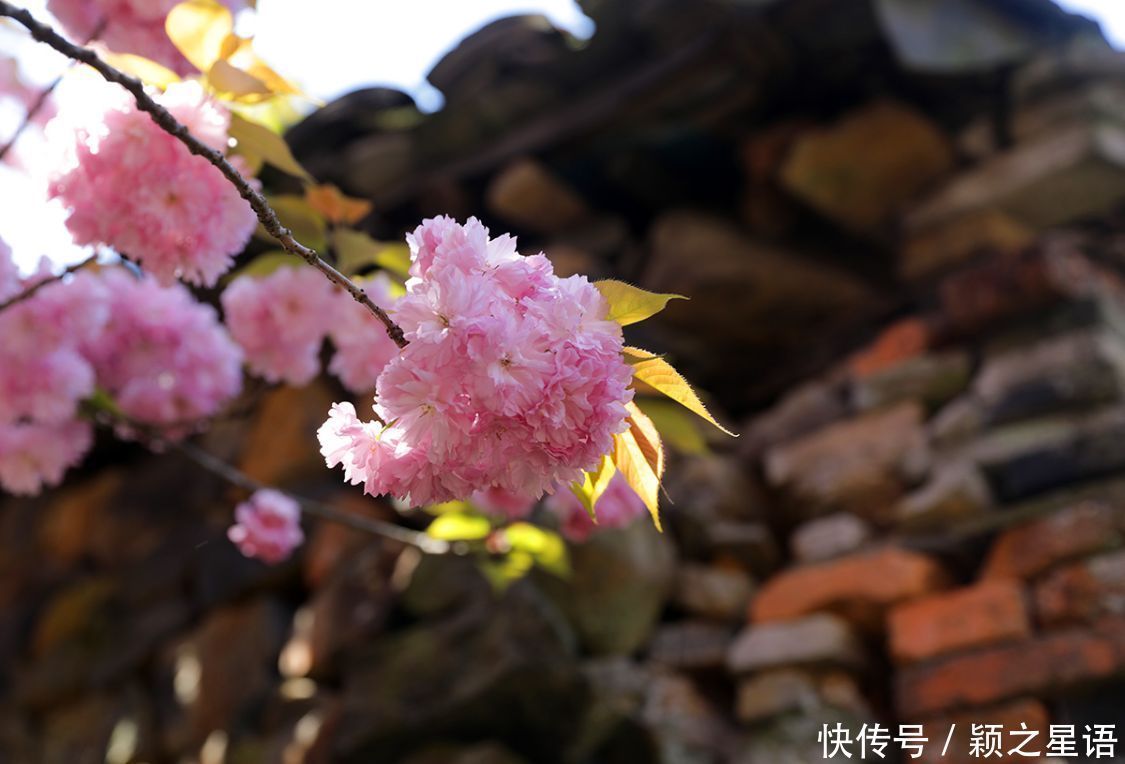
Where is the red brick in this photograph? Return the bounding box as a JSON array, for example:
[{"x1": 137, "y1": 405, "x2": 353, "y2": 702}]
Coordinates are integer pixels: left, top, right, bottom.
[
  {"x1": 888, "y1": 580, "x2": 1030, "y2": 664},
  {"x1": 751, "y1": 547, "x2": 949, "y2": 626},
  {"x1": 1035, "y1": 549, "x2": 1125, "y2": 627},
  {"x1": 848, "y1": 318, "x2": 933, "y2": 378},
  {"x1": 937, "y1": 251, "x2": 1058, "y2": 336},
  {"x1": 896, "y1": 616, "x2": 1125, "y2": 718},
  {"x1": 915, "y1": 699, "x2": 1049, "y2": 764},
  {"x1": 982, "y1": 500, "x2": 1125, "y2": 580}
]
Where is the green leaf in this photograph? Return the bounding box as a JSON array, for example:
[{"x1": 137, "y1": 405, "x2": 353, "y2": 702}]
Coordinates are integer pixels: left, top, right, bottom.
[
  {"x1": 227, "y1": 250, "x2": 300, "y2": 281},
  {"x1": 594, "y1": 280, "x2": 686, "y2": 326},
  {"x1": 635, "y1": 397, "x2": 708, "y2": 454},
  {"x1": 426, "y1": 511, "x2": 491, "y2": 542},
  {"x1": 259, "y1": 195, "x2": 326, "y2": 252},
  {"x1": 569, "y1": 454, "x2": 615, "y2": 521},
  {"x1": 228, "y1": 114, "x2": 311, "y2": 180},
  {"x1": 503, "y1": 523, "x2": 570, "y2": 578},
  {"x1": 628, "y1": 352, "x2": 737, "y2": 436},
  {"x1": 423, "y1": 500, "x2": 473, "y2": 516},
  {"x1": 332, "y1": 229, "x2": 411, "y2": 278}
]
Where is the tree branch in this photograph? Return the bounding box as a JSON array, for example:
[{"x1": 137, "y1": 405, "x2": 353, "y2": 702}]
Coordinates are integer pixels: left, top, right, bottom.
[
  {"x1": 0, "y1": 253, "x2": 97, "y2": 312},
  {"x1": 0, "y1": 1, "x2": 407, "y2": 348},
  {"x1": 171, "y1": 439, "x2": 449, "y2": 554}
]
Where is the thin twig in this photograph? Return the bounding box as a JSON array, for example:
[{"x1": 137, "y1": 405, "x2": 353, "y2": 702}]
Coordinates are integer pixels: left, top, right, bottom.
[
  {"x1": 0, "y1": 253, "x2": 97, "y2": 312},
  {"x1": 0, "y1": 1, "x2": 407, "y2": 348},
  {"x1": 171, "y1": 439, "x2": 449, "y2": 554},
  {"x1": 0, "y1": 18, "x2": 105, "y2": 163}
]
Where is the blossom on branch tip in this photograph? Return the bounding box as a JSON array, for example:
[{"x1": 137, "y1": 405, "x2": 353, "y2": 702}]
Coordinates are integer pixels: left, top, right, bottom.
[
  {"x1": 227, "y1": 489, "x2": 304, "y2": 564},
  {"x1": 319, "y1": 216, "x2": 634, "y2": 505},
  {"x1": 48, "y1": 81, "x2": 257, "y2": 287}
]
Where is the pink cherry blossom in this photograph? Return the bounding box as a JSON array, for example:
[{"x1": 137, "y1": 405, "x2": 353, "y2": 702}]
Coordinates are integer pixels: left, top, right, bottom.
[
  {"x1": 0, "y1": 237, "x2": 20, "y2": 302},
  {"x1": 0, "y1": 419, "x2": 93, "y2": 496},
  {"x1": 48, "y1": 81, "x2": 257, "y2": 287},
  {"x1": 227, "y1": 489, "x2": 304, "y2": 564},
  {"x1": 471, "y1": 486, "x2": 537, "y2": 520},
  {"x1": 81, "y1": 269, "x2": 243, "y2": 431},
  {"x1": 326, "y1": 274, "x2": 402, "y2": 393},
  {"x1": 221, "y1": 266, "x2": 338, "y2": 386},
  {"x1": 46, "y1": 0, "x2": 248, "y2": 75},
  {"x1": 319, "y1": 216, "x2": 634, "y2": 505}
]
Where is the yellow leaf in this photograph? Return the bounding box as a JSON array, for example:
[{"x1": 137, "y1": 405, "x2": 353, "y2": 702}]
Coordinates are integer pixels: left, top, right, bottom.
[
  {"x1": 594, "y1": 280, "x2": 687, "y2": 326},
  {"x1": 635, "y1": 397, "x2": 708, "y2": 454},
  {"x1": 228, "y1": 113, "x2": 311, "y2": 180},
  {"x1": 223, "y1": 36, "x2": 303, "y2": 100},
  {"x1": 626, "y1": 401, "x2": 665, "y2": 481},
  {"x1": 166, "y1": 0, "x2": 233, "y2": 73},
  {"x1": 306, "y1": 184, "x2": 372, "y2": 225},
  {"x1": 100, "y1": 52, "x2": 181, "y2": 88},
  {"x1": 426, "y1": 511, "x2": 491, "y2": 541},
  {"x1": 614, "y1": 428, "x2": 662, "y2": 532},
  {"x1": 629, "y1": 352, "x2": 737, "y2": 436},
  {"x1": 207, "y1": 58, "x2": 271, "y2": 100},
  {"x1": 569, "y1": 454, "x2": 616, "y2": 520}
]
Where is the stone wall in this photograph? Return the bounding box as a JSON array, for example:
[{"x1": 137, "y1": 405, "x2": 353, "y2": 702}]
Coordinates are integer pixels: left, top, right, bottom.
[{"x1": 5, "y1": 0, "x2": 1125, "y2": 762}]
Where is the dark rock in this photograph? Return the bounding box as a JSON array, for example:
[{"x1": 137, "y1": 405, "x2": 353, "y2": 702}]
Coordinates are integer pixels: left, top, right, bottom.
[
  {"x1": 648, "y1": 621, "x2": 735, "y2": 671},
  {"x1": 673, "y1": 563, "x2": 755, "y2": 621}
]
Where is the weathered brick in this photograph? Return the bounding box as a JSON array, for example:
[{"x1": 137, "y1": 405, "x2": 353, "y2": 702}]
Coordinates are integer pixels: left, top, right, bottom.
[
  {"x1": 780, "y1": 101, "x2": 953, "y2": 232},
  {"x1": 983, "y1": 500, "x2": 1125, "y2": 580},
  {"x1": 751, "y1": 547, "x2": 949, "y2": 625},
  {"x1": 900, "y1": 209, "x2": 1033, "y2": 282},
  {"x1": 735, "y1": 669, "x2": 868, "y2": 724},
  {"x1": 727, "y1": 614, "x2": 865, "y2": 674},
  {"x1": 789, "y1": 513, "x2": 871, "y2": 564},
  {"x1": 673, "y1": 564, "x2": 755, "y2": 622},
  {"x1": 974, "y1": 330, "x2": 1125, "y2": 426},
  {"x1": 851, "y1": 351, "x2": 971, "y2": 412},
  {"x1": 888, "y1": 580, "x2": 1031, "y2": 664},
  {"x1": 895, "y1": 462, "x2": 993, "y2": 532},
  {"x1": 937, "y1": 251, "x2": 1059, "y2": 336},
  {"x1": 648, "y1": 621, "x2": 734, "y2": 671},
  {"x1": 1035, "y1": 549, "x2": 1125, "y2": 626},
  {"x1": 973, "y1": 408, "x2": 1125, "y2": 503},
  {"x1": 914, "y1": 698, "x2": 1049, "y2": 764},
  {"x1": 763, "y1": 403, "x2": 930, "y2": 522},
  {"x1": 896, "y1": 616, "x2": 1125, "y2": 718}
]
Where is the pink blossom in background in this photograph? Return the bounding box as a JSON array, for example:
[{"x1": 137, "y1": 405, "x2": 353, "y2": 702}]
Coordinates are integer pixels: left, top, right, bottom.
[
  {"x1": 46, "y1": 0, "x2": 247, "y2": 75},
  {"x1": 48, "y1": 81, "x2": 257, "y2": 287},
  {"x1": 0, "y1": 419, "x2": 93, "y2": 496},
  {"x1": 471, "y1": 485, "x2": 537, "y2": 521},
  {"x1": 222, "y1": 266, "x2": 339, "y2": 386},
  {"x1": 81, "y1": 269, "x2": 243, "y2": 431},
  {"x1": 227, "y1": 489, "x2": 304, "y2": 564},
  {"x1": 319, "y1": 216, "x2": 634, "y2": 505},
  {"x1": 545, "y1": 472, "x2": 646, "y2": 542},
  {"x1": 326, "y1": 273, "x2": 401, "y2": 393},
  {"x1": 0, "y1": 238, "x2": 19, "y2": 301},
  {"x1": 223, "y1": 268, "x2": 401, "y2": 392}
]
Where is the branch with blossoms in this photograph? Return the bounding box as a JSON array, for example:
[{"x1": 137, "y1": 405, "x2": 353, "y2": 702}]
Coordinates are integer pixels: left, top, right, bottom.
[
  {"x1": 0, "y1": 0, "x2": 736, "y2": 583},
  {"x1": 0, "y1": 0, "x2": 406, "y2": 348},
  {"x1": 0, "y1": 252, "x2": 97, "y2": 312}
]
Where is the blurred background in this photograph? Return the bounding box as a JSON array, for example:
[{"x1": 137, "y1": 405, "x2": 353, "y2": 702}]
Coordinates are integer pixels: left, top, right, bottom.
[{"x1": 6, "y1": 0, "x2": 1125, "y2": 762}]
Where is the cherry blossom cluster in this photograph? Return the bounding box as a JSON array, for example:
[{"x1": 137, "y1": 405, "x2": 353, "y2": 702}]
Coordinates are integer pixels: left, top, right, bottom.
[
  {"x1": 222, "y1": 267, "x2": 400, "y2": 392},
  {"x1": 0, "y1": 240, "x2": 242, "y2": 495},
  {"x1": 47, "y1": 81, "x2": 257, "y2": 287},
  {"x1": 227, "y1": 489, "x2": 304, "y2": 564},
  {"x1": 318, "y1": 216, "x2": 635, "y2": 505},
  {"x1": 47, "y1": 0, "x2": 246, "y2": 75}
]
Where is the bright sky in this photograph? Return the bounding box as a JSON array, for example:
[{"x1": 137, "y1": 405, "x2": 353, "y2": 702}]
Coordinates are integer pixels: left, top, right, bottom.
[{"x1": 1, "y1": 0, "x2": 1124, "y2": 271}]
